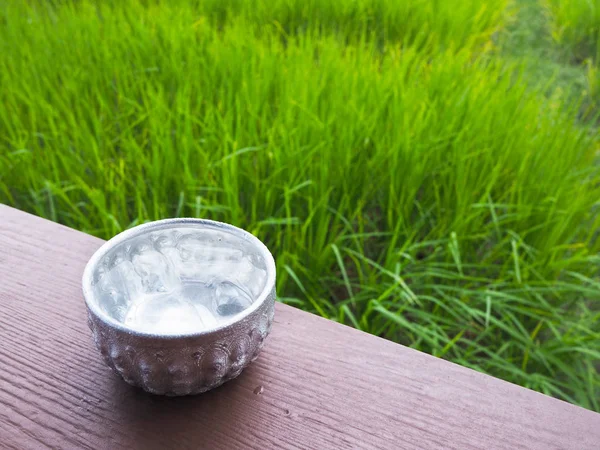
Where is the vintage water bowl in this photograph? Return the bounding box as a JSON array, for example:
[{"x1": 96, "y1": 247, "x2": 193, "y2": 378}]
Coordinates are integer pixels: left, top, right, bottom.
[{"x1": 82, "y1": 218, "x2": 276, "y2": 396}]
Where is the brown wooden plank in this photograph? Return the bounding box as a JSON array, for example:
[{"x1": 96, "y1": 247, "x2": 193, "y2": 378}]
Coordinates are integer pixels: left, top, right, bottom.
[{"x1": 0, "y1": 204, "x2": 598, "y2": 450}]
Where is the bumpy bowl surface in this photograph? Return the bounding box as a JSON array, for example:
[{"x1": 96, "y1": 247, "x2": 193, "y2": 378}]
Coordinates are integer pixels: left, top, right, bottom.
[{"x1": 82, "y1": 218, "x2": 276, "y2": 396}]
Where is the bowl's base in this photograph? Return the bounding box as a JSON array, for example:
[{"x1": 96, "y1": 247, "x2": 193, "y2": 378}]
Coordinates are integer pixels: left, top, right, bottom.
[{"x1": 86, "y1": 281, "x2": 275, "y2": 397}]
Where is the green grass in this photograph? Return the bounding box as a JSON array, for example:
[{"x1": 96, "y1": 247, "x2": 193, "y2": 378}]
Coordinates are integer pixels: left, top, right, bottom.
[
  {"x1": 544, "y1": 0, "x2": 600, "y2": 62},
  {"x1": 501, "y1": 0, "x2": 586, "y2": 91},
  {"x1": 542, "y1": 0, "x2": 600, "y2": 114},
  {"x1": 1, "y1": 1, "x2": 599, "y2": 410}
]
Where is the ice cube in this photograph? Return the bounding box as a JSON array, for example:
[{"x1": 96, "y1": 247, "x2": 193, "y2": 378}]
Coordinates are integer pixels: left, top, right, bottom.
[
  {"x1": 216, "y1": 302, "x2": 245, "y2": 316},
  {"x1": 130, "y1": 240, "x2": 179, "y2": 293},
  {"x1": 217, "y1": 254, "x2": 267, "y2": 297},
  {"x1": 213, "y1": 281, "x2": 253, "y2": 318},
  {"x1": 94, "y1": 260, "x2": 143, "y2": 321},
  {"x1": 179, "y1": 281, "x2": 216, "y2": 310},
  {"x1": 249, "y1": 267, "x2": 267, "y2": 297},
  {"x1": 107, "y1": 260, "x2": 144, "y2": 297},
  {"x1": 124, "y1": 292, "x2": 217, "y2": 334}
]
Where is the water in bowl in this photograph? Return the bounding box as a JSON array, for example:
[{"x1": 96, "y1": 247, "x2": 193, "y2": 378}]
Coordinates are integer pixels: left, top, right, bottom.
[
  {"x1": 94, "y1": 227, "x2": 267, "y2": 334},
  {"x1": 123, "y1": 280, "x2": 254, "y2": 334}
]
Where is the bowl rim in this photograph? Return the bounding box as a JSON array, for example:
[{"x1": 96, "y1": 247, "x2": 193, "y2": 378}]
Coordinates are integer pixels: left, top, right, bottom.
[{"x1": 82, "y1": 217, "x2": 276, "y2": 339}]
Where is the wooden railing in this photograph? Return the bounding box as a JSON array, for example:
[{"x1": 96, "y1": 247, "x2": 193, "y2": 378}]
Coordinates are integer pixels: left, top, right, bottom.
[{"x1": 1, "y1": 204, "x2": 598, "y2": 449}]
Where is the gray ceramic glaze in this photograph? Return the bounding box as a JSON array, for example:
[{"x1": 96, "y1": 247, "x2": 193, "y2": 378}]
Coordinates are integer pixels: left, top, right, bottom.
[{"x1": 82, "y1": 218, "x2": 276, "y2": 396}]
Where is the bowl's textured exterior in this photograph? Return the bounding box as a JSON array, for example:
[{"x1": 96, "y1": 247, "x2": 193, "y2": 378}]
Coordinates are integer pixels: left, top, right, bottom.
[
  {"x1": 86, "y1": 289, "x2": 275, "y2": 396},
  {"x1": 82, "y1": 218, "x2": 276, "y2": 396}
]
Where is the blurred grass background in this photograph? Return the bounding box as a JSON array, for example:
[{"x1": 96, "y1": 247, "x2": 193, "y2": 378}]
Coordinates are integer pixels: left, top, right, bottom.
[{"x1": 1, "y1": 0, "x2": 599, "y2": 410}]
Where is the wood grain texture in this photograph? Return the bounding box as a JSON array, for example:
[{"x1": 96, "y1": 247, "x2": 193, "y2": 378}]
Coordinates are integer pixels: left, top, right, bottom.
[{"x1": 0, "y1": 204, "x2": 599, "y2": 450}]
